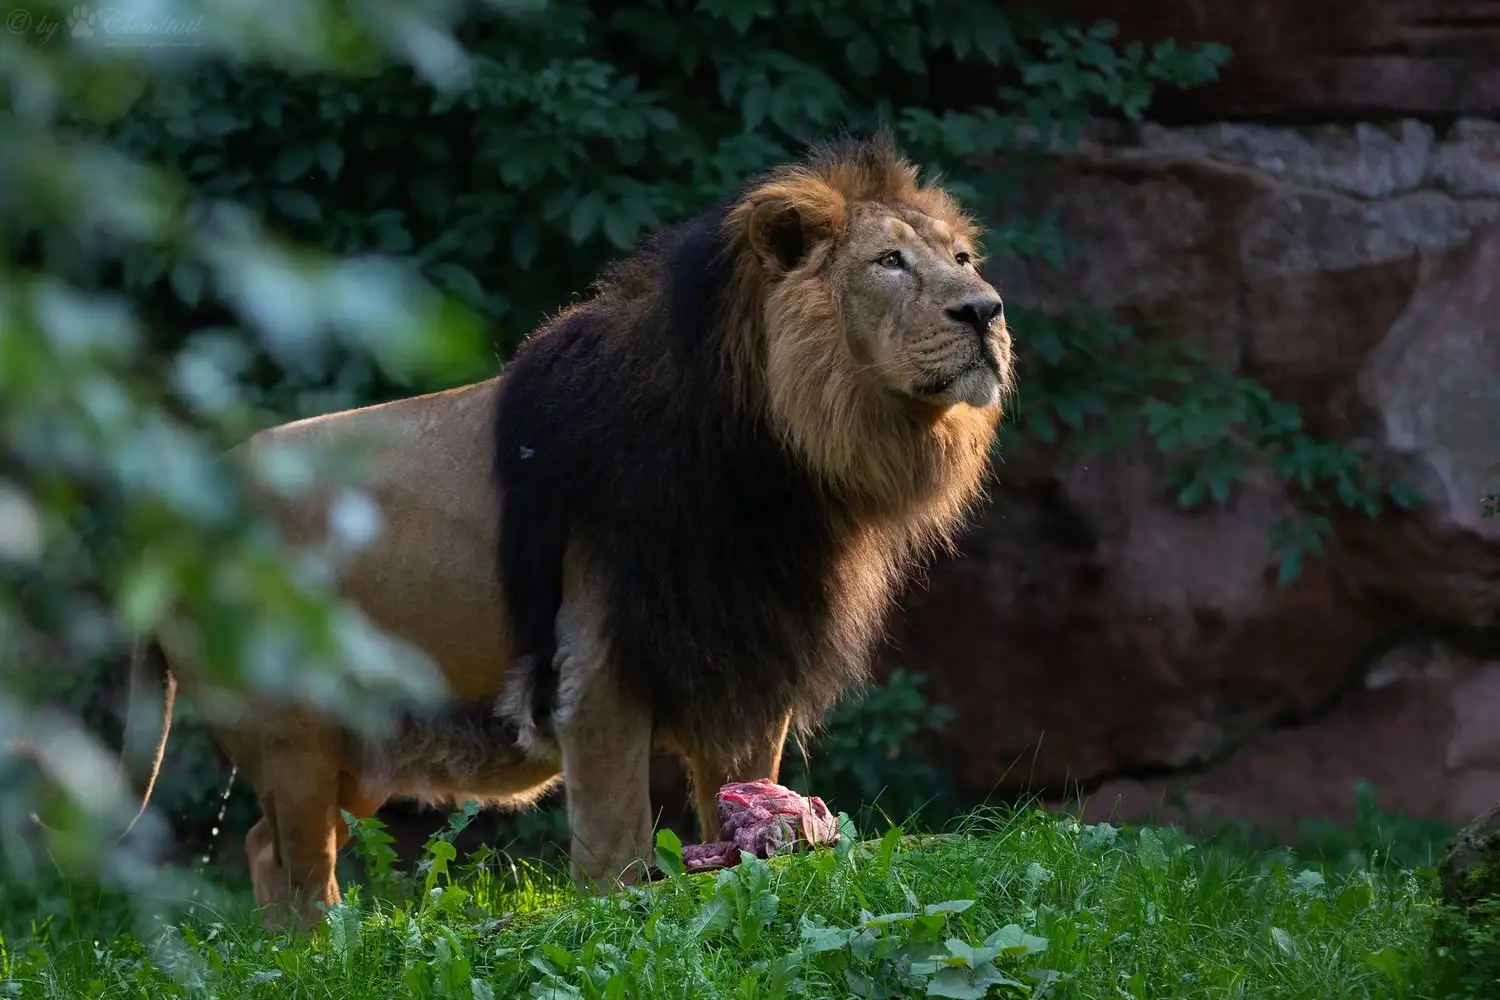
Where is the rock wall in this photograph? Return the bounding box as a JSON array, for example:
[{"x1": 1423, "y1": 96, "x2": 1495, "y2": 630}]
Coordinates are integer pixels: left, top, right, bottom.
[
  {"x1": 1022, "y1": 0, "x2": 1500, "y2": 119},
  {"x1": 880, "y1": 119, "x2": 1500, "y2": 830}
]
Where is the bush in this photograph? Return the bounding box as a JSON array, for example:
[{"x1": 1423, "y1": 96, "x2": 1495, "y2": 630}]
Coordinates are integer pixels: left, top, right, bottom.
[
  {"x1": 1, "y1": 0, "x2": 495, "y2": 921},
  {"x1": 1428, "y1": 898, "x2": 1500, "y2": 999},
  {"x1": 83, "y1": 1, "x2": 1237, "y2": 407},
  {"x1": 784, "y1": 669, "x2": 957, "y2": 831}
]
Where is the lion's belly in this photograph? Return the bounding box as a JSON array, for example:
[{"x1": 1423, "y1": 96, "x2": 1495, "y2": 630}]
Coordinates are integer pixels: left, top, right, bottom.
[{"x1": 348, "y1": 700, "x2": 561, "y2": 809}]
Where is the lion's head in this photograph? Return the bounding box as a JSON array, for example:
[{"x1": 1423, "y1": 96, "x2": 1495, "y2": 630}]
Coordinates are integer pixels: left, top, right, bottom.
[{"x1": 718, "y1": 134, "x2": 1011, "y2": 507}]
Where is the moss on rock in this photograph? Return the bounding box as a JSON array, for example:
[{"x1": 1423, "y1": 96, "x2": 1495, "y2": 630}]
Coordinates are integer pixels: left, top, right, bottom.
[{"x1": 1442, "y1": 801, "x2": 1500, "y2": 917}]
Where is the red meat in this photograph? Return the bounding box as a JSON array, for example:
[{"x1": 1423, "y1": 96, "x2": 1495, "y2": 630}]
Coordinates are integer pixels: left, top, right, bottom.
[{"x1": 680, "y1": 778, "x2": 840, "y2": 872}]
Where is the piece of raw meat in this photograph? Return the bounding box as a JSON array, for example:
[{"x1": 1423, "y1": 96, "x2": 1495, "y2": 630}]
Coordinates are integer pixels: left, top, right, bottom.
[{"x1": 679, "y1": 778, "x2": 839, "y2": 873}]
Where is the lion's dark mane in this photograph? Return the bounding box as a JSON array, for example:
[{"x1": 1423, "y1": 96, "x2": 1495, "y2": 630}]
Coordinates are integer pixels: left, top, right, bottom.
[{"x1": 492, "y1": 173, "x2": 893, "y2": 761}]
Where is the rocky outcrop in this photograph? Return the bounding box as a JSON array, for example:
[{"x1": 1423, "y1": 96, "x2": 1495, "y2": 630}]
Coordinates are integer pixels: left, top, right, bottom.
[
  {"x1": 880, "y1": 119, "x2": 1500, "y2": 828},
  {"x1": 1442, "y1": 799, "x2": 1500, "y2": 909},
  {"x1": 1083, "y1": 642, "x2": 1500, "y2": 831},
  {"x1": 1346, "y1": 214, "x2": 1500, "y2": 626}
]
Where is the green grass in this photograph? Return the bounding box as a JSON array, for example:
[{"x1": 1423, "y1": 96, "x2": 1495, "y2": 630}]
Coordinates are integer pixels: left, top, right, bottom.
[{"x1": 0, "y1": 806, "x2": 1479, "y2": 999}]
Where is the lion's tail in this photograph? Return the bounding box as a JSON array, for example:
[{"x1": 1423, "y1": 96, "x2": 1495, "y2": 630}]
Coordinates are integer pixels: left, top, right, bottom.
[{"x1": 117, "y1": 637, "x2": 176, "y2": 843}]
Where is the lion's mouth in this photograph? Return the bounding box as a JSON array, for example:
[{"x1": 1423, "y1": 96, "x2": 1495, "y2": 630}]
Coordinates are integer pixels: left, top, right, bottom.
[
  {"x1": 915, "y1": 354, "x2": 998, "y2": 399},
  {"x1": 914, "y1": 374, "x2": 958, "y2": 396}
]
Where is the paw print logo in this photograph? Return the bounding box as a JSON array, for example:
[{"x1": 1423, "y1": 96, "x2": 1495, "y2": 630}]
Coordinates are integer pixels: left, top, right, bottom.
[{"x1": 67, "y1": 5, "x2": 94, "y2": 38}]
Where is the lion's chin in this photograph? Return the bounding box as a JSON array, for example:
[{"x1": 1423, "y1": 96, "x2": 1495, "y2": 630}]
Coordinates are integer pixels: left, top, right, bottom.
[
  {"x1": 915, "y1": 364, "x2": 1001, "y2": 411},
  {"x1": 950, "y1": 366, "x2": 1002, "y2": 409}
]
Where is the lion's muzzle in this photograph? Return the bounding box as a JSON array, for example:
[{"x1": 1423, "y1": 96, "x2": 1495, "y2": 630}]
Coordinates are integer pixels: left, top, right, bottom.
[{"x1": 944, "y1": 293, "x2": 1003, "y2": 340}]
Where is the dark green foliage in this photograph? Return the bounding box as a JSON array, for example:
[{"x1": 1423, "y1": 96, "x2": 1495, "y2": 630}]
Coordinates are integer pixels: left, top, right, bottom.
[
  {"x1": 80, "y1": 1, "x2": 1230, "y2": 398},
  {"x1": 1428, "y1": 898, "x2": 1500, "y2": 999},
  {"x1": 784, "y1": 669, "x2": 957, "y2": 832}
]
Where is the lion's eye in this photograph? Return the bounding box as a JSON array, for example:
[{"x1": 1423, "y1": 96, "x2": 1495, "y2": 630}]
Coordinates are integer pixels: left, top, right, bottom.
[
  {"x1": 954, "y1": 251, "x2": 972, "y2": 267},
  {"x1": 876, "y1": 250, "x2": 905, "y2": 269}
]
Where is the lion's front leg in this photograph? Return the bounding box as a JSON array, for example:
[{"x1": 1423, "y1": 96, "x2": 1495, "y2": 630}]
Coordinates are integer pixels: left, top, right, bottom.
[
  {"x1": 555, "y1": 679, "x2": 654, "y2": 894},
  {"x1": 687, "y1": 710, "x2": 792, "y2": 841}
]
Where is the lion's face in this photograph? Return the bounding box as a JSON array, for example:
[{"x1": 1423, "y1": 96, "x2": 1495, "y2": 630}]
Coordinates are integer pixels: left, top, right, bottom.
[{"x1": 830, "y1": 204, "x2": 1010, "y2": 411}]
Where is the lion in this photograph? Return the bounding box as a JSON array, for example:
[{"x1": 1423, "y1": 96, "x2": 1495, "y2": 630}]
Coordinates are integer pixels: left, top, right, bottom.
[{"x1": 121, "y1": 132, "x2": 1013, "y2": 930}]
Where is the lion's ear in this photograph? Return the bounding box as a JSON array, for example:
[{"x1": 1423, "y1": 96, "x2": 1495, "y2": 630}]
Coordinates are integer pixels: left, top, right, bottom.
[{"x1": 742, "y1": 178, "x2": 845, "y2": 274}]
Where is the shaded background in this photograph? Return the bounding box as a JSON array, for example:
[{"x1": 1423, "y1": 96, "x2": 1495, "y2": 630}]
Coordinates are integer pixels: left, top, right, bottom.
[{"x1": 11, "y1": 0, "x2": 1497, "y2": 879}]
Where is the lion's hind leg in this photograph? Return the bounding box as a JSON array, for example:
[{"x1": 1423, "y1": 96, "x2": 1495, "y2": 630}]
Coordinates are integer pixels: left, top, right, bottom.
[
  {"x1": 686, "y1": 711, "x2": 792, "y2": 841},
  {"x1": 247, "y1": 771, "x2": 385, "y2": 930},
  {"x1": 253, "y1": 721, "x2": 348, "y2": 931},
  {"x1": 245, "y1": 807, "x2": 285, "y2": 912}
]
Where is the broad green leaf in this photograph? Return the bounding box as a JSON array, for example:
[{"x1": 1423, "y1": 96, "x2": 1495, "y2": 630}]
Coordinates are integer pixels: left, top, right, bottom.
[
  {"x1": 168, "y1": 260, "x2": 205, "y2": 308},
  {"x1": 983, "y1": 924, "x2": 1049, "y2": 959},
  {"x1": 688, "y1": 896, "x2": 731, "y2": 941},
  {"x1": 1029, "y1": 409, "x2": 1057, "y2": 442},
  {"x1": 876, "y1": 825, "x2": 902, "y2": 874},
  {"x1": 601, "y1": 204, "x2": 639, "y2": 251},
  {"x1": 569, "y1": 191, "x2": 606, "y2": 245},
  {"x1": 1275, "y1": 548, "x2": 1303, "y2": 586},
  {"x1": 1177, "y1": 478, "x2": 1206, "y2": 509},
  {"x1": 799, "y1": 920, "x2": 852, "y2": 954},
  {"x1": 1365, "y1": 947, "x2": 1407, "y2": 980},
  {"x1": 1291, "y1": 870, "x2": 1325, "y2": 895},
  {"x1": 511, "y1": 222, "x2": 540, "y2": 270},
  {"x1": 272, "y1": 189, "x2": 322, "y2": 223},
  {"x1": 653, "y1": 827, "x2": 685, "y2": 878},
  {"x1": 118, "y1": 554, "x2": 179, "y2": 632},
  {"x1": 273, "y1": 143, "x2": 315, "y2": 184},
  {"x1": 925, "y1": 967, "x2": 986, "y2": 999},
  {"x1": 1336, "y1": 882, "x2": 1373, "y2": 917},
  {"x1": 743, "y1": 87, "x2": 771, "y2": 131},
  {"x1": 428, "y1": 263, "x2": 486, "y2": 306},
  {"x1": 923, "y1": 899, "x2": 974, "y2": 916},
  {"x1": 316, "y1": 137, "x2": 344, "y2": 179},
  {"x1": 845, "y1": 35, "x2": 880, "y2": 77}
]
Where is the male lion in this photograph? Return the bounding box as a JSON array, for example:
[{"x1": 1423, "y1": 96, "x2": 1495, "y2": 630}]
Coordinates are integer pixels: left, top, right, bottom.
[{"x1": 123, "y1": 133, "x2": 1012, "y2": 930}]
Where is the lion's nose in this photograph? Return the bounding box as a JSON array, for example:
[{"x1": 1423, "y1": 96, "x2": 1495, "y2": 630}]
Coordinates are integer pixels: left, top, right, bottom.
[{"x1": 945, "y1": 295, "x2": 1003, "y2": 339}]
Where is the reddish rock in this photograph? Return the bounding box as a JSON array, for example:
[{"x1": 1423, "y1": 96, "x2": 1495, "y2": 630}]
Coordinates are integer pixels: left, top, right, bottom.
[
  {"x1": 876, "y1": 120, "x2": 1500, "y2": 826},
  {"x1": 1340, "y1": 221, "x2": 1500, "y2": 626},
  {"x1": 883, "y1": 476, "x2": 1391, "y2": 802},
  {"x1": 1021, "y1": 0, "x2": 1500, "y2": 119},
  {"x1": 1080, "y1": 644, "x2": 1500, "y2": 832}
]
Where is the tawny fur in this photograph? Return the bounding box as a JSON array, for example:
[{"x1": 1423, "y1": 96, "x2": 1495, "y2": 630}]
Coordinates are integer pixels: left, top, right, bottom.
[{"x1": 122, "y1": 132, "x2": 1012, "y2": 931}]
